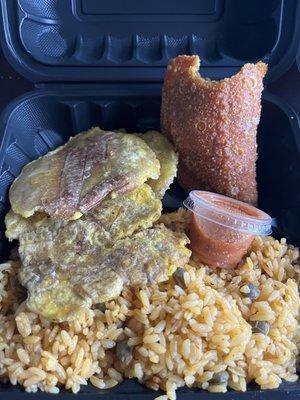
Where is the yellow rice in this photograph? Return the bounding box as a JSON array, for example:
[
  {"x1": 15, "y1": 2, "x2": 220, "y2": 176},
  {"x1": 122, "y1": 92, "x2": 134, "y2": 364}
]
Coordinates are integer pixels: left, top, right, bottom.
[{"x1": 0, "y1": 209, "x2": 299, "y2": 398}]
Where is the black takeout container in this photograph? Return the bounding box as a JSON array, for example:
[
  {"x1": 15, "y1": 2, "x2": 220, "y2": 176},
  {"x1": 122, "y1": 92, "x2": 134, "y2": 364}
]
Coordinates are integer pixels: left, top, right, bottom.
[{"x1": 0, "y1": 0, "x2": 300, "y2": 398}]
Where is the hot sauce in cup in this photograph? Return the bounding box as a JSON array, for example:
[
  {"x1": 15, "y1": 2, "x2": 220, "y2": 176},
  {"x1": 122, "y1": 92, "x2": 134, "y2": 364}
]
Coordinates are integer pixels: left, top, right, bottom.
[{"x1": 184, "y1": 191, "x2": 272, "y2": 269}]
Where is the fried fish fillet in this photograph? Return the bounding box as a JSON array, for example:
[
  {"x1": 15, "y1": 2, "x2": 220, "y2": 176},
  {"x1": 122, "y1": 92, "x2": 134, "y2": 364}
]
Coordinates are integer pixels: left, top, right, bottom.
[
  {"x1": 161, "y1": 55, "x2": 267, "y2": 204},
  {"x1": 21, "y1": 225, "x2": 190, "y2": 321},
  {"x1": 137, "y1": 131, "x2": 178, "y2": 198},
  {"x1": 9, "y1": 128, "x2": 160, "y2": 219}
]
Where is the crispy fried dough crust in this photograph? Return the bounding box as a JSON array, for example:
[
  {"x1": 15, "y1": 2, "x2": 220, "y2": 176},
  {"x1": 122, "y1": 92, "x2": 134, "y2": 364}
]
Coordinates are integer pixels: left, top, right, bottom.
[{"x1": 161, "y1": 55, "x2": 267, "y2": 204}]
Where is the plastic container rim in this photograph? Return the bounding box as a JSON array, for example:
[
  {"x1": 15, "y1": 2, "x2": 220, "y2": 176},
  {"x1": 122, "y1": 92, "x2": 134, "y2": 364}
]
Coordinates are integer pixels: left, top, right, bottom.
[{"x1": 184, "y1": 190, "x2": 273, "y2": 236}]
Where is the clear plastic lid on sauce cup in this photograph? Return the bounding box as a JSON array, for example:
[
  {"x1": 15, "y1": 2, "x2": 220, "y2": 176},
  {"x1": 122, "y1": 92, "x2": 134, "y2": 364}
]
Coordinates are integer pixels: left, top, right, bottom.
[{"x1": 183, "y1": 191, "x2": 272, "y2": 269}]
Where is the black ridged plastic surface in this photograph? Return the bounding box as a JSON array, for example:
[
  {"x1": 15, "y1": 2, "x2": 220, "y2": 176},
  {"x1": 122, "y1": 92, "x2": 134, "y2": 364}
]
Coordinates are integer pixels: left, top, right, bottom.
[
  {"x1": 0, "y1": 379, "x2": 300, "y2": 400},
  {"x1": 0, "y1": 0, "x2": 299, "y2": 82}
]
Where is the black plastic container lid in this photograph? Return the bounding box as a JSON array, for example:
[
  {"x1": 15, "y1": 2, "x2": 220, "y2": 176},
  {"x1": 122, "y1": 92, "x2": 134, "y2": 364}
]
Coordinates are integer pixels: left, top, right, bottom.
[{"x1": 0, "y1": 0, "x2": 299, "y2": 83}]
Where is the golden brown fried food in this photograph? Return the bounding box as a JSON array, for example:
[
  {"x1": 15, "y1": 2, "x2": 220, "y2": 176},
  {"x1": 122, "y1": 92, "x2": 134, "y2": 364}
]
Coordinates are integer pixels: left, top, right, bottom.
[
  {"x1": 137, "y1": 131, "x2": 178, "y2": 198},
  {"x1": 6, "y1": 184, "x2": 162, "y2": 268},
  {"x1": 20, "y1": 225, "x2": 190, "y2": 321},
  {"x1": 9, "y1": 128, "x2": 160, "y2": 219},
  {"x1": 6, "y1": 184, "x2": 189, "y2": 321},
  {"x1": 5, "y1": 127, "x2": 188, "y2": 322},
  {"x1": 26, "y1": 274, "x2": 92, "y2": 323},
  {"x1": 74, "y1": 224, "x2": 190, "y2": 302},
  {"x1": 161, "y1": 55, "x2": 267, "y2": 204}
]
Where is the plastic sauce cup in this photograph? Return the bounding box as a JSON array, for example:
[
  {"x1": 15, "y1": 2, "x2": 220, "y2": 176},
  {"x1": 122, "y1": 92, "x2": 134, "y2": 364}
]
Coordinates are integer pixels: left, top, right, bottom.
[{"x1": 183, "y1": 191, "x2": 272, "y2": 269}]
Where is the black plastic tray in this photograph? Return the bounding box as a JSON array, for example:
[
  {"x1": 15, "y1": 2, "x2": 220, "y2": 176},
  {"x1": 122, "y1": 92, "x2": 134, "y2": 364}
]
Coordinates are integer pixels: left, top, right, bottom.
[
  {"x1": 0, "y1": 379, "x2": 299, "y2": 400},
  {"x1": 0, "y1": 87, "x2": 299, "y2": 398},
  {"x1": 0, "y1": 0, "x2": 300, "y2": 399}
]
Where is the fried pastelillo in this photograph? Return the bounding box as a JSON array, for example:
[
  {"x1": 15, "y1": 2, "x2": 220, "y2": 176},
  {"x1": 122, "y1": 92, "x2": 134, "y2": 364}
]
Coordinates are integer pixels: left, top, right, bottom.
[{"x1": 161, "y1": 55, "x2": 267, "y2": 204}]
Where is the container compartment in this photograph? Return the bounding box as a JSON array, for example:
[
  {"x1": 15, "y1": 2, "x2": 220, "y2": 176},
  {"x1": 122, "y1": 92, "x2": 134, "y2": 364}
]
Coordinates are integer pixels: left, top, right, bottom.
[
  {"x1": 0, "y1": 89, "x2": 299, "y2": 261},
  {"x1": 1, "y1": 0, "x2": 299, "y2": 82},
  {"x1": 15, "y1": 0, "x2": 284, "y2": 64}
]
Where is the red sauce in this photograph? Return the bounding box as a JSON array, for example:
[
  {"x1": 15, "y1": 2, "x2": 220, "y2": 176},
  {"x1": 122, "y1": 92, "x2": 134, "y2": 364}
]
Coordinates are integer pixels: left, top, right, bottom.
[
  {"x1": 188, "y1": 194, "x2": 265, "y2": 269},
  {"x1": 189, "y1": 214, "x2": 253, "y2": 269}
]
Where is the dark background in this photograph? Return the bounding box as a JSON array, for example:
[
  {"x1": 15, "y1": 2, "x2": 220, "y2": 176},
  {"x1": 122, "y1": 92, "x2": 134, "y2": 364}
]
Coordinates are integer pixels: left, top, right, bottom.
[{"x1": 0, "y1": 48, "x2": 299, "y2": 115}]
